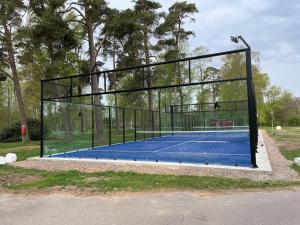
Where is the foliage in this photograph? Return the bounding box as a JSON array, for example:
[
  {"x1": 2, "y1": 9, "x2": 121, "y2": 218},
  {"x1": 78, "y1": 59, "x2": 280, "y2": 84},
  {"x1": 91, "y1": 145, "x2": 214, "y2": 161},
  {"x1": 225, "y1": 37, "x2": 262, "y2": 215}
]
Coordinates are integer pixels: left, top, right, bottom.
[
  {"x1": 0, "y1": 119, "x2": 41, "y2": 142},
  {"x1": 0, "y1": 0, "x2": 298, "y2": 145},
  {"x1": 281, "y1": 149, "x2": 300, "y2": 161}
]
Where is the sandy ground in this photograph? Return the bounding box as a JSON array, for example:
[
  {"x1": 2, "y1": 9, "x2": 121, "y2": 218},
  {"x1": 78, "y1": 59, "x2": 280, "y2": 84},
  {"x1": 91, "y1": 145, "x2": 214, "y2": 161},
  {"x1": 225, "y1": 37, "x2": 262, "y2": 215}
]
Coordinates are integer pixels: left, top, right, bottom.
[
  {"x1": 13, "y1": 130, "x2": 299, "y2": 181},
  {"x1": 1, "y1": 188, "x2": 300, "y2": 225}
]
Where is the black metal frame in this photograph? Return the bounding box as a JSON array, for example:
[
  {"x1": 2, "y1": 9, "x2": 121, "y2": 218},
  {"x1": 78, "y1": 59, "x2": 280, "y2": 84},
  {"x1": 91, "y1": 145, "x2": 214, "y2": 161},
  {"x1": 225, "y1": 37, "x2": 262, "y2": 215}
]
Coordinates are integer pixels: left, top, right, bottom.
[{"x1": 40, "y1": 42, "x2": 258, "y2": 167}]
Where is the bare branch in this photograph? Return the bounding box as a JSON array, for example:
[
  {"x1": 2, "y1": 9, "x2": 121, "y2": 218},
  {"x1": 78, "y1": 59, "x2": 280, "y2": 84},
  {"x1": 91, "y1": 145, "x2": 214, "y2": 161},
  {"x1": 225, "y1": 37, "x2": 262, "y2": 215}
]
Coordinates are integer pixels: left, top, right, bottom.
[
  {"x1": 66, "y1": 19, "x2": 86, "y2": 26},
  {"x1": 0, "y1": 69, "x2": 12, "y2": 80},
  {"x1": 61, "y1": 6, "x2": 87, "y2": 22}
]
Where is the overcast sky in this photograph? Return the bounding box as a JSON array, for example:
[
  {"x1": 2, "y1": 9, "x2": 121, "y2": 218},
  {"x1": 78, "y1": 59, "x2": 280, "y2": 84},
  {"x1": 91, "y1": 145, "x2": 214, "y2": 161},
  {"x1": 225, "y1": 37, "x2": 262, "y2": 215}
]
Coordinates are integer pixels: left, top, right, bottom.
[{"x1": 107, "y1": 0, "x2": 300, "y2": 96}]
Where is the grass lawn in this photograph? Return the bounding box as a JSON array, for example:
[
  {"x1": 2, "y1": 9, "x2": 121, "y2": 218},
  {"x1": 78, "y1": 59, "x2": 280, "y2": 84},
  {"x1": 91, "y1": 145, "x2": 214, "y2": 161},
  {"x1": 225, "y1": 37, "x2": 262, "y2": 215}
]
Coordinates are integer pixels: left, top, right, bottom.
[
  {"x1": 0, "y1": 164, "x2": 299, "y2": 193},
  {"x1": 280, "y1": 149, "x2": 300, "y2": 161},
  {"x1": 0, "y1": 141, "x2": 40, "y2": 161},
  {"x1": 0, "y1": 141, "x2": 39, "y2": 149}
]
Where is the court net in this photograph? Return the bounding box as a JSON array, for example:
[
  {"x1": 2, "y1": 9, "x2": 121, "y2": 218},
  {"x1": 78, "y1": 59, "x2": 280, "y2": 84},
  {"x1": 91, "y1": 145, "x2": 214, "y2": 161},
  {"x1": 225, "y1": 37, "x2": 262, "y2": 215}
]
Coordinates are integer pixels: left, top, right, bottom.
[{"x1": 136, "y1": 127, "x2": 249, "y2": 142}]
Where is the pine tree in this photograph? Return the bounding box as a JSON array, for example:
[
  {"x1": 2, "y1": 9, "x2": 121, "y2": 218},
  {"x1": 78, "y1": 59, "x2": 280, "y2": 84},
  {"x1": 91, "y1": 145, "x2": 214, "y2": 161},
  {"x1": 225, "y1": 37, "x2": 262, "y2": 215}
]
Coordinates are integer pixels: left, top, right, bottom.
[{"x1": 0, "y1": 0, "x2": 30, "y2": 142}]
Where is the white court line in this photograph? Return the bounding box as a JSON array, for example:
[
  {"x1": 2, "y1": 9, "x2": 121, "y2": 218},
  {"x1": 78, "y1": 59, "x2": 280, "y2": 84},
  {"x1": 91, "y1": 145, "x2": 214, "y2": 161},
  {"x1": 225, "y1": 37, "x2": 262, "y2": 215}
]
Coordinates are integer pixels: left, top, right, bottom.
[
  {"x1": 52, "y1": 149, "x2": 249, "y2": 157},
  {"x1": 147, "y1": 140, "x2": 229, "y2": 143},
  {"x1": 154, "y1": 136, "x2": 207, "y2": 153}
]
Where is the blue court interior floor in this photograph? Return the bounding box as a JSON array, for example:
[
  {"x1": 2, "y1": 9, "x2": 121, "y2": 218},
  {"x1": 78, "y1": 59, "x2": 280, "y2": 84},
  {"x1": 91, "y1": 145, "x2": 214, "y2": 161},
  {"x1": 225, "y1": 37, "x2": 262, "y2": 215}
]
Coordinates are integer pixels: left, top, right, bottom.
[{"x1": 50, "y1": 131, "x2": 252, "y2": 167}]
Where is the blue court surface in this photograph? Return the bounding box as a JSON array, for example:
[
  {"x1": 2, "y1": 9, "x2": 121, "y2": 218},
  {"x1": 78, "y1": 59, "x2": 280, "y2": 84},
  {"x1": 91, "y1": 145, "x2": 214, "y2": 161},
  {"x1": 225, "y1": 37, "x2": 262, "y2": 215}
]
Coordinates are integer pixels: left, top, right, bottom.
[{"x1": 49, "y1": 130, "x2": 251, "y2": 167}]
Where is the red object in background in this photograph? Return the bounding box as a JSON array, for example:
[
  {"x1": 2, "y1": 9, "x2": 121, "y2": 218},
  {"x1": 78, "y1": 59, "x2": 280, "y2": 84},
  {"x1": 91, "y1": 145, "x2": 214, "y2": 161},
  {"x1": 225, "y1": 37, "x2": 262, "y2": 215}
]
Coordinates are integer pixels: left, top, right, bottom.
[{"x1": 21, "y1": 125, "x2": 26, "y2": 136}]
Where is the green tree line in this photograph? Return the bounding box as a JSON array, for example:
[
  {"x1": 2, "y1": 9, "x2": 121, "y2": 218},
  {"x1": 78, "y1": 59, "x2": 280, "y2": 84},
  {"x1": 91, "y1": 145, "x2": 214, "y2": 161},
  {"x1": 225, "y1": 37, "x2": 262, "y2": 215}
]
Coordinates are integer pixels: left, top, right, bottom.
[{"x1": 0, "y1": 0, "x2": 299, "y2": 143}]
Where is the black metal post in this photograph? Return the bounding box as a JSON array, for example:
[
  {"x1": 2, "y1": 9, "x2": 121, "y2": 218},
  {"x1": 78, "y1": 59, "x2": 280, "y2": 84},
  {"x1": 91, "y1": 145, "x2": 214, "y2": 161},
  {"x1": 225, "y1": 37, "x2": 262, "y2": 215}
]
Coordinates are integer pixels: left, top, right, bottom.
[
  {"x1": 151, "y1": 111, "x2": 154, "y2": 138},
  {"x1": 108, "y1": 106, "x2": 112, "y2": 145},
  {"x1": 171, "y1": 105, "x2": 174, "y2": 134},
  {"x1": 40, "y1": 81, "x2": 44, "y2": 157},
  {"x1": 245, "y1": 49, "x2": 258, "y2": 168},
  {"x1": 158, "y1": 89, "x2": 161, "y2": 137},
  {"x1": 134, "y1": 109, "x2": 137, "y2": 141},
  {"x1": 91, "y1": 95, "x2": 94, "y2": 148},
  {"x1": 122, "y1": 108, "x2": 125, "y2": 143},
  {"x1": 142, "y1": 110, "x2": 145, "y2": 140}
]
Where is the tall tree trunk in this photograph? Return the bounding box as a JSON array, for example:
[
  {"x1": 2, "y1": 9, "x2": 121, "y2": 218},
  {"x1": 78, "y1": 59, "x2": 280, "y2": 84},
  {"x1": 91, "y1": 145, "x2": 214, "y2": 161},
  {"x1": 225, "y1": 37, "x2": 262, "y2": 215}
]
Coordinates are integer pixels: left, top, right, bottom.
[
  {"x1": 7, "y1": 84, "x2": 11, "y2": 126},
  {"x1": 140, "y1": 0, "x2": 153, "y2": 112},
  {"x1": 4, "y1": 24, "x2": 30, "y2": 142},
  {"x1": 143, "y1": 29, "x2": 153, "y2": 112},
  {"x1": 85, "y1": 2, "x2": 104, "y2": 145},
  {"x1": 112, "y1": 38, "x2": 119, "y2": 129}
]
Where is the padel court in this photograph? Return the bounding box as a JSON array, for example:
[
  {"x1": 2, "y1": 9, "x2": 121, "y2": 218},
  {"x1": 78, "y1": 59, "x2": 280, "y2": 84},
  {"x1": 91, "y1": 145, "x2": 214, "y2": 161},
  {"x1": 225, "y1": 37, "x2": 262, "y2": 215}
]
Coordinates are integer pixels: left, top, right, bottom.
[
  {"x1": 50, "y1": 130, "x2": 251, "y2": 166},
  {"x1": 41, "y1": 37, "x2": 258, "y2": 168}
]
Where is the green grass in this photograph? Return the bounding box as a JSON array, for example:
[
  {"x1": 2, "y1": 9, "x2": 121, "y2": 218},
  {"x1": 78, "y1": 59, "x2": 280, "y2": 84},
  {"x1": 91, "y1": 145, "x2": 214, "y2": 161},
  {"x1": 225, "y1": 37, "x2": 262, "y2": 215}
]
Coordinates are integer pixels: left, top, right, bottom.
[
  {"x1": 0, "y1": 148, "x2": 39, "y2": 161},
  {"x1": 0, "y1": 141, "x2": 39, "y2": 149},
  {"x1": 291, "y1": 164, "x2": 300, "y2": 175},
  {"x1": 280, "y1": 149, "x2": 300, "y2": 161},
  {"x1": 0, "y1": 164, "x2": 299, "y2": 192},
  {"x1": 0, "y1": 141, "x2": 40, "y2": 161}
]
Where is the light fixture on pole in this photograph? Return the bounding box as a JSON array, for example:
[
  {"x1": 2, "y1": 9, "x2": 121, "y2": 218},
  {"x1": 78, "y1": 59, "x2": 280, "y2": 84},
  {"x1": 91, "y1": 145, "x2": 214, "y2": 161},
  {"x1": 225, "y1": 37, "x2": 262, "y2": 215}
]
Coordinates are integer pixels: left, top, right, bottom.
[
  {"x1": 230, "y1": 35, "x2": 251, "y2": 49},
  {"x1": 92, "y1": 61, "x2": 105, "y2": 72}
]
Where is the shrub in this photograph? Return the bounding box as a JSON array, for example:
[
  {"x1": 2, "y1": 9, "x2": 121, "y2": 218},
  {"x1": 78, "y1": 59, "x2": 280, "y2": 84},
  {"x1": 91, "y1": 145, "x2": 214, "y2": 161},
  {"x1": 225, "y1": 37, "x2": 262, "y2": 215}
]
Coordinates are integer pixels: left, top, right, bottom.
[
  {"x1": 0, "y1": 119, "x2": 41, "y2": 142},
  {"x1": 288, "y1": 115, "x2": 300, "y2": 126}
]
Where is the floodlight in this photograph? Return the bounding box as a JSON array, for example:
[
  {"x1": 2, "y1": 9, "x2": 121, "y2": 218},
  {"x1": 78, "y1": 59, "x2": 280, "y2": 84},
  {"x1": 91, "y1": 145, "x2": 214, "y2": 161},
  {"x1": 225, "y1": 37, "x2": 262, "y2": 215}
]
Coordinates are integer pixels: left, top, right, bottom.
[
  {"x1": 230, "y1": 36, "x2": 239, "y2": 43},
  {"x1": 92, "y1": 61, "x2": 105, "y2": 72},
  {"x1": 95, "y1": 61, "x2": 105, "y2": 66}
]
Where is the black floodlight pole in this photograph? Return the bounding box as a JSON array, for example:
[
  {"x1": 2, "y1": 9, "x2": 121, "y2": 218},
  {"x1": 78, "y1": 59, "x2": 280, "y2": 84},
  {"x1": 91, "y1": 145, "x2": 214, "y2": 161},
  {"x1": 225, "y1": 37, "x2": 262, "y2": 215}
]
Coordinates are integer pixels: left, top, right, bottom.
[
  {"x1": 40, "y1": 80, "x2": 44, "y2": 157},
  {"x1": 230, "y1": 35, "x2": 257, "y2": 167}
]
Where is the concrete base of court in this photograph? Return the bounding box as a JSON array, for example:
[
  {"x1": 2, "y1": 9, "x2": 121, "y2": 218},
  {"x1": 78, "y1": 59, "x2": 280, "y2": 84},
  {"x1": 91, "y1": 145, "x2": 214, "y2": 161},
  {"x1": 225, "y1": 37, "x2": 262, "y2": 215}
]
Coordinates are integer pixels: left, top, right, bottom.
[{"x1": 30, "y1": 130, "x2": 272, "y2": 172}]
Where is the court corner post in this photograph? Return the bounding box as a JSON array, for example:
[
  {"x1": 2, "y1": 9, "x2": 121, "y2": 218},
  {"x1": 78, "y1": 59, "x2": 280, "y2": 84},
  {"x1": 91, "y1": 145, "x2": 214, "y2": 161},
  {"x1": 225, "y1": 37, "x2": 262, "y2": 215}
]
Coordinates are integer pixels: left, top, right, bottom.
[
  {"x1": 244, "y1": 39, "x2": 258, "y2": 168},
  {"x1": 40, "y1": 80, "x2": 44, "y2": 158}
]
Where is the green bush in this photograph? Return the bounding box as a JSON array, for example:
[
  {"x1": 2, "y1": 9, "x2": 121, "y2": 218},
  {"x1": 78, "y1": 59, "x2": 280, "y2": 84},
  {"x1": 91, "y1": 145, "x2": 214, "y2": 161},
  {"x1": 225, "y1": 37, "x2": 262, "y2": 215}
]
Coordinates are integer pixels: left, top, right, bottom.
[
  {"x1": 288, "y1": 115, "x2": 300, "y2": 126},
  {"x1": 0, "y1": 119, "x2": 41, "y2": 142}
]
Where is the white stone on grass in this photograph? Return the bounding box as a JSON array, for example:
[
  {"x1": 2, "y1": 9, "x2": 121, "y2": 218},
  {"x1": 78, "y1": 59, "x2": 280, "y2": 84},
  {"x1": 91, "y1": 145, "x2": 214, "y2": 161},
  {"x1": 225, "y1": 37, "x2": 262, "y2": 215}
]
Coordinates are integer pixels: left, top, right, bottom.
[
  {"x1": 0, "y1": 156, "x2": 6, "y2": 165},
  {"x1": 294, "y1": 157, "x2": 300, "y2": 166},
  {"x1": 5, "y1": 153, "x2": 17, "y2": 163}
]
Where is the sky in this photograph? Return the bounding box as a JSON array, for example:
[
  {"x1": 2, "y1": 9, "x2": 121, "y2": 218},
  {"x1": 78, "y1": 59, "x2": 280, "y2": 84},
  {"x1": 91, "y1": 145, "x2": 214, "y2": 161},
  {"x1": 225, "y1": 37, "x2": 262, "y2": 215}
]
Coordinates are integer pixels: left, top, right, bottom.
[{"x1": 107, "y1": 0, "x2": 300, "y2": 96}]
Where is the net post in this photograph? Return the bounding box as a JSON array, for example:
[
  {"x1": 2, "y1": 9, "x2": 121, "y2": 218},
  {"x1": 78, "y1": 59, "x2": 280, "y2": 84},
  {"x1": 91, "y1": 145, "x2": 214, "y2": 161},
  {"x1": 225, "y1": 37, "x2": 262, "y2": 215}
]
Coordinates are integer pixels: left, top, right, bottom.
[
  {"x1": 171, "y1": 105, "x2": 174, "y2": 135},
  {"x1": 134, "y1": 109, "x2": 137, "y2": 141},
  {"x1": 40, "y1": 80, "x2": 44, "y2": 157},
  {"x1": 151, "y1": 110, "x2": 154, "y2": 138},
  {"x1": 158, "y1": 89, "x2": 161, "y2": 137},
  {"x1": 159, "y1": 111, "x2": 161, "y2": 138},
  {"x1": 91, "y1": 95, "x2": 94, "y2": 148},
  {"x1": 245, "y1": 49, "x2": 258, "y2": 168},
  {"x1": 108, "y1": 106, "x2": 112, "y2": 145},
  {"x1": 142, "y1": 109, "x2": 145, "y2": 140},
  {"x1": 122, "y1": 108, "x2": 125, "y2": 143}
]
